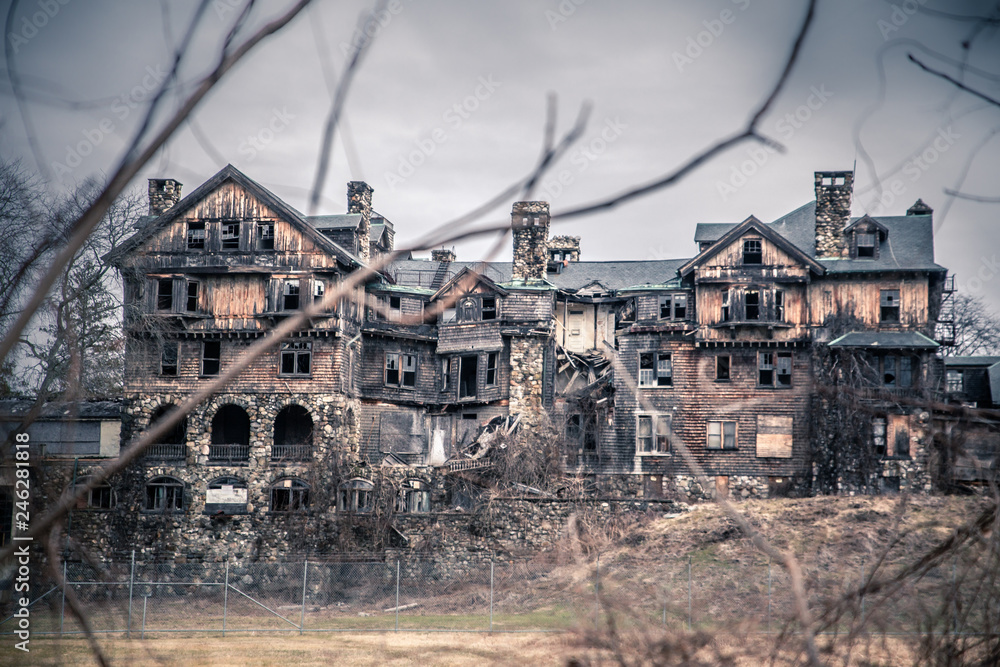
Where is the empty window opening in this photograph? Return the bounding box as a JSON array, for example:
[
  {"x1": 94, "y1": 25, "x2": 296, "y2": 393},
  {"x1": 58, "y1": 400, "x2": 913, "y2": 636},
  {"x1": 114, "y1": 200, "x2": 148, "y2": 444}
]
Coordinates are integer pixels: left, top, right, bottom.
[
  {"x1": 338, "y1": 478, "x2": 373, "y2": 512},
  {"x1": 459, "y1": 355, "x2": 478, "y2": 398},
  {"x1": 707, "y1": 420, "x2": 737, "y2": 449},
  {"x1": 774, "y1": 290, "x2": 784, "y2": 322},
  {"x1": 485, "y1": 352, "x2": 498, "y2": 386},
  {"x1": 160, "y1": 342, "x2": 178, "y2": 376},
  {"x1": 385, "y1": 352, "x2": 417, "y2": 388},
  {"x1": 745, "y1": 290, "x2": 760, "y2": 320},
  {"x1": 270, "y1": 478, "x2": 309, "y2": 512},
  {"x1": 257, "y1": 222, "x2": 275, "y2": 250},
  {"x1": 388, "y1": 295, "x2": 401, "y2": 321},
  {"x1": 660, "y1": 295, "x2": 672, "y2": 320},
  {"x1": 397, "y1": 479, "x2": 430, "y2": 513},
  {"x1": 283, "y1": 280, "x2": 300, "y2": 310},
  {"x1": 186, "y1": 281, "x2": 199, "y2": 312},
  {"x1": 459, "y1": 297, "x2": 478, "y2": 321},
  {"x1": 187, "y1": 222, "x2": 206, "y2": 250},
  {"x1": 273, "y1": 404, "x2": 312, "y2": 461},
  {"x1": 462, "y1": 413, "x2": 478, "y2": 420},
  {"x1": 201, "y1": 341, "x2": 221, "y2": 376},
  {"x1": 759, "y1": 352, "x2": 792, "y2": 386},
  {"x1": 145, "y1": 476, "x2": 183, "y2": 513},
  {"x1": 743, "y1": 238, "x2": 762, "y2": 264},
  {"x1": 210, "y1": 404, "x2": 250, "y2": 463},
  {"x1": 148, "y1": 404, "x2": 186, "y2": 460},
  {"x1": 659, "y1": 294, "x2": 688, "y2": 320},
  {"x1": 280, "y1": 341, "x2": 312, "y2": 376},
  {"x1": 157, "y1": 278, "x2": 173, "y2": 311},
  {"x1": 313, "y1": 280, "x2": 324, "y2": 304},
  {"x1": 880, "y1": 289, "x2": 900, "y2": 323},
  {"x1": 716, "y1": 355, "x2": 730, "y2": 381},
  {"x1": 673, "y1": 294, "x2": 687, "y2": 320},
  {"x1": 721, "y1": 291, "x2": 731, "y2": 322},
  {"x1": 857, "y1": 232, "x2": 876, "y2": 258},
  {"x1": 76, "y1": 477, "x2": 115, "y2": 510},
  {"x1": 441, "y1": 358, "x2": 452, "y2": 391},
  {"x1": 221, "y1": 221, "x2": 240, "y2": 250},
  {"x1": 481, "y1": 297, "x2": 497, "y2": 320}
]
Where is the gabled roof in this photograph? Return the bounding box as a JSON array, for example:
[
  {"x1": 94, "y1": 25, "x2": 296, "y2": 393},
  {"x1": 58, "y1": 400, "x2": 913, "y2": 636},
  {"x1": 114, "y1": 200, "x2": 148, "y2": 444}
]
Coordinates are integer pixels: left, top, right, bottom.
[
  {"x1": 108, "y1": 164, "x2": 365, "y2": 269},
  {"x1": 679, "y1": 215, "x2": 826, "y2": 277},
  {"x1": 828, "y1": 331, "x2": 940, "y2": 349},
  {"x1": 306, "y1": 213, "x2": 361, "y2": 230},
  {"x1": 429, "y1": 265, "x2": 509, "y2": 301},
  {"x1": 844, "y1": 214, "x2": 888, "y2": 235}
]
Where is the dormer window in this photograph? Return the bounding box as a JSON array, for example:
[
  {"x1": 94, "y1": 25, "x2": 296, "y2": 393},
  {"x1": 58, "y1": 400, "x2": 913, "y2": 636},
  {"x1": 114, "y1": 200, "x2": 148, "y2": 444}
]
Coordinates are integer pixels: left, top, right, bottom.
[
  {"x1": 856, "y1": 232, "x2": 876, "y2": 258},
  {"x1": 743, "y1": 238, "x2": 762, "y2": 265}
]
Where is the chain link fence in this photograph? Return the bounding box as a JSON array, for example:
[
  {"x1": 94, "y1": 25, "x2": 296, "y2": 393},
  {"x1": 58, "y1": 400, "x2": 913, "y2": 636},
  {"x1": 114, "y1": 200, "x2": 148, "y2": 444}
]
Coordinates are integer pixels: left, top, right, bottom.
[{"x1": 0, "y1": 551, "x2": 980, "y2": 637}]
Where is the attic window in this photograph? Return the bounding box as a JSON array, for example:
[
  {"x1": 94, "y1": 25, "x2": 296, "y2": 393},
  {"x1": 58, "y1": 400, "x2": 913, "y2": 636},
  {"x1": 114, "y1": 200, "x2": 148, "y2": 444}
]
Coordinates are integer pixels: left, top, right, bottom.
[
  {"x1": 221, "y1": 222, "x2": 240, "y2": 250},
  {"x1": 187, "y1": 222, "x2": 206, "y2": 250},
  {"x1": 880, "y1": 290, "x2": 900, "y2": 323},
  {"x1": 743, "y1": 238, "x2": 762, "y2": 265},
  {"x1": 482, "y1": 297, "x2": 497, "y2": 320},
  {"x1": 856, "y1": 232, "x2": 876, "y2": 258},
  {"x1": 257, "y1": 222, "x2": 275, "y2": 250}
]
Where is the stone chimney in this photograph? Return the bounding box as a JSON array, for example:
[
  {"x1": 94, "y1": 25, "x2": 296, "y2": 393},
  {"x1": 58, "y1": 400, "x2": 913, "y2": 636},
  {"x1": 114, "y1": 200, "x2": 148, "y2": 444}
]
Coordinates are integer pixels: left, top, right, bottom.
[
  {"x1": 431, "y1": 248, "x2": 456, "y2": 263},
  {"x1": 511, "y1": 201, "x2": 550, "y2": 281},
  {"x1": 347, "y1": 181, "x2": 373, "y2": 262},
  {"x1": 906, "y1": 199, "x2": 933, "y2": 216},
  {"x1": 814, "y1": 171, "x2": 853, "y2": 259},
  {"x1": 148, "y1": 178, "x2": 182, "y2": 216},
  {"x1": 548, "y1": 235, "x2": 581, "y2": 262}
]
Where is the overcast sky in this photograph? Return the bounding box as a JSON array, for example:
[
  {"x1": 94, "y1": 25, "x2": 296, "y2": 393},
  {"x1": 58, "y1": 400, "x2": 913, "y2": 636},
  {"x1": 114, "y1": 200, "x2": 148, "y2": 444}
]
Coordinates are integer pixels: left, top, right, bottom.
[{"x1": 3, "y1": 0, "x2": 1000, "y2": 307}]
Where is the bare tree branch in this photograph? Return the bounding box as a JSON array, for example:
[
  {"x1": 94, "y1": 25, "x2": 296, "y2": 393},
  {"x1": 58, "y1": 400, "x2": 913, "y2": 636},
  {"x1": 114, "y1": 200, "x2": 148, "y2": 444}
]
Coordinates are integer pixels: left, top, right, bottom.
[{"x1": 908, "y1": 53, "x2": 1000, "y2": 108}]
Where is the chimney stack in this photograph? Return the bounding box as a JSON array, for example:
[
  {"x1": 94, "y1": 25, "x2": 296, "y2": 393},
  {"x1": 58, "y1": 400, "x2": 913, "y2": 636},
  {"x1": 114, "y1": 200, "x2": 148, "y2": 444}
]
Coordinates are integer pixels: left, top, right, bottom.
[
  {"x1": 548, "y1": 235, "x2": 581, "y2": 262},
  {"x1": 906, "y1": 199, "x2": 933, "y2": 216},
  {"x1": 814, "y1": 171, "x2": 853, "y2": 259},
  {"x1": 347, "y1": 181, "x2": 373, "y2": 262},
  {"x1": 431, "y1": 248, "x2": 456, "y2": 263},
  {"x1": 511, "y1": 201, "x2": 550, "y2": 281},
  {"x1": 148, "y1": 178, "x2": 182, "y2": 217}
]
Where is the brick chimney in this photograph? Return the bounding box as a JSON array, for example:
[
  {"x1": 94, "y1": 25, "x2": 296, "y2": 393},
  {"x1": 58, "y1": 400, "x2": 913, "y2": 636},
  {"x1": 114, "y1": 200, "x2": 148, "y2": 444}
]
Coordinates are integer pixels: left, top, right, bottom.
[
  {"x1": 431, "y1": 248, "x2": 456, "y2": 263},
  {"x1": 347, "y1": 181, "x2": 373, "y2": 262},
  {"x1": 511, "y1": 201, "x2": 550, "y2": 281},
  {"x1": 148, "y1": 178, "x2": 182, "y2": 216},
  {"x1": 814, "y1": 171, "x2": 853, "y2": 259}
]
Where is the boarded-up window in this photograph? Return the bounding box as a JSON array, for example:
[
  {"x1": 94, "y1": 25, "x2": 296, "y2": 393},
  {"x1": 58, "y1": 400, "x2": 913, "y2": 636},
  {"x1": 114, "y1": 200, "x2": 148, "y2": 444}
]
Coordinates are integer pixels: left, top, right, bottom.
[
  {"x1": 756, "y1": 415, "x2": 793, "y2": 458},
  {"x1": 715, "y1": 476, "x2": 729, "y2": 499},
  {"x1": 888, "y1": 414, "x2": 910, "y2": 457}
]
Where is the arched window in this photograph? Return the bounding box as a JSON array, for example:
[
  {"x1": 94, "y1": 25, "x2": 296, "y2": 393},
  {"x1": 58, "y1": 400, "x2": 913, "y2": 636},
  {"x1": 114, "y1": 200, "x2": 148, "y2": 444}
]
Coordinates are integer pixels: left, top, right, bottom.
[
  {"x1": 396, "y1": 479, "x2": 430, "y2": 514},
  {"x1": 210, "y1": 405, "x2": 250, "y2": 464},
  {"x1": 338, "y1": 478, "x2": 373, "y2": 513},
  {"x1": 144, "y1": 476, "x2": 184, "y2": 513},
  {"x1": 272, "y1": 405, "x2": 312, "y2": 462},
  {"x1": 73, "y1": 476, "x2": 116, "y2": 510},
  {"x1": 205, "y1": 477, "x2": 248, "y2": 515},
  {"x1": 147, "y1": 404, "x2": 187, "y2": 461},
  {"x1": 270, "y1": 478, "x2": 309, "y2": 512}
]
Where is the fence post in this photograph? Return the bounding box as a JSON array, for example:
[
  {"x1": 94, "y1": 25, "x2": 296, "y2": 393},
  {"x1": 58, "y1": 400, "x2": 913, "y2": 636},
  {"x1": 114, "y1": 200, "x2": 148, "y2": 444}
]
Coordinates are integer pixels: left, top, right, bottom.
[
  {"x1": 594, "y1": 554, "x2": 600, "y2": 626},
  {"x1": 395, "y1": 560, "x2": 400, "y2": 633},
  {"x1": 952, "y1": 557, "x2": 958, "y2": 634},
  {"x1": 767, "y1": 557, "x2": 772, "y2": 634},
  {"x1": 687, "y1": 555, "x2": 692, "y2": 631},
  {"x1": 127, "y1": 550, "x2": 135, "y2": 639},
  {"x1": 223, "y1": 559, "x2": 229, "y2": 637},
  {"x1": 300, "y1": 560, "x2": 308, "y2": 635},
  {"x1": 60, "y1": 560, "x2": 67, "y2": 637},
  {"x1": 141, "y1": 595, "x2": 148, "y2": 640},
  {"x1": 860, "y1": 558, "x2": 866, "y2": 620},
  {"x1": 489, "y1": 560, "x2": 495, "y2": 633}
]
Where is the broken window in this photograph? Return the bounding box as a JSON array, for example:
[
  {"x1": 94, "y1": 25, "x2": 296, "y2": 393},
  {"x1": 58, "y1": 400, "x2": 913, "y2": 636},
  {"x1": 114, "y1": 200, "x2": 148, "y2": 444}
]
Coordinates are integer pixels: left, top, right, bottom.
[
  {"x1": 270, "y1": 478, "x2": 309, "y2": 512},
  {"x1": 388, "y1": 295, "x2": 401, "y2": 321},
  {"x1": 157, "y1": 278, "x2": 173, "y2": 311},
  {"x1": 201, "y1": 341, "x2": 221, "y2": 376},
  {"x1": 209, "y1": 404, "x2": 250, "y2": 463},
  {"x1": 873, "y1": 417, "x2": 887, "y2": 456},
  {"x1": 385, "y1": 352, "x2": 416, "y2": 388},
  {"x1": 759, "y1": 352, "x2": 792, "y2": 387},
  {"x1": 313, "y1": 280, "x2": 325, "y2": 304},
  {"x1": 221, "y1": 221, "x2": 240, "y2": 250},
  {"x1": 659, "y1": 295, "x2": 672, "y2": 319},
  {"x1": 638, "y1": 353, "x2": 655, "y2": 386},
  {"x1": 283, "y1": 280, "x2": 300, "y2": 310},
  {"x1": 280, "y1": 341, "x2": 312, "y2": 376},
  {"x1": 881, "y1": 355, "x2": 915, "y2": 388},
  {"x1": 637, "y1": 414, "x2": 670, "y2": 454},
  {"x1": 716, "y1": 355, "x2": 730, "y2": 380},
  {"x1": 856, "y1": 232, "x2": 875, "y2": 258},
  {"x1": 273, "y1": 404, "x2": 313, "y2": 461},
  {"x1": 459, "y1": 296, "x2": 478, "y2": 321},
  {"x1": 75, "y1": 477, "x2": 115, "y2": 510},
  {"x1": 397, "y1": 479, "x2": 430, "y2": 513},
  {"x1": 485, "y1": 352, "x2": 498, "y2": 386},
  {"x1": 659, "y1": 294, "x2": 687, "y2": 320},
  {"x1": 187, "y1": 222, "x2": 206, "y2": 250},
  {"x1": 441, "y1": 307, "x2": 457, "y2": 324},
  {"x1": 743, "y1": 238, "x2": 762, "y2": 264},
  {"x1": 721, "y1": 291, "x2": 731, "y2": 322},
  {"x1": 774, "y1": 290, "x2": 784, "y2": 322},
  {"x1": 481, "y1": 297, "x2": 497, "y2": 320},
  {"x1": 441, "y1": 358, "x2": 451, "y2": 391},
  {"x1": 144, "y1": 476, "x2": 183, "y2": 513},
  {"x1": 946, "y1": 369, "x2": 964, "y2": 393},
  {"x1": 338, "y1": 478, "x2": 373, "y2": 513},
  {"x1": 459, "y1": 355, "x2": 478, "y2": 398},
  {"x1": 257, "y1": 222, "x2": 275, "y2": 250},
  {"x1": 707, "y1": 420, "x2": 737, "y2": 450},
  {"x1": 759, "y1": 352, "x2": 774, "y2": 385},
  {"x1": 186, "y1": 281, "x2": 199, "y2": 312},
  {"x1": 776, "y1": 353, "x2": 792, "y2": 386},
  {"x1": 160, "y1": 342, "x2": 178, "y2": 376},
  {"x1": 673, "y1": 294, "x2": 687, "y2": 320},
  {"x1": 205, "y1": 477, "x2": 248, "y2": 515},
  {"x1": 880, "y1": 289, "x2": 900, "y2": 323},
  {"x1": 745, "y1": 289, "x2": 760, "y2": 320}
]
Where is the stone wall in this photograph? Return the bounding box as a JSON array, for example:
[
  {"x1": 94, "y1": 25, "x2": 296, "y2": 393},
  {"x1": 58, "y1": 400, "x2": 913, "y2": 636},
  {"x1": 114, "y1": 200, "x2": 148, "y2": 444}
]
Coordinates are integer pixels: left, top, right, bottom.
[
  {"x1": 508, "y1": 337, "x2": 547, "y2": 428},
  {"x1": 147, "y1": 178, "x2": 182, "y2": 216},
  {"x1": 548, "y1": 235, "x2": 581, "y2": 262},
  {"x1": 511, "y1": 201, "x2": 550, "y2": 280},
  {"x1": 814, "y1": 171, "x2": 852, "y2": 259}
]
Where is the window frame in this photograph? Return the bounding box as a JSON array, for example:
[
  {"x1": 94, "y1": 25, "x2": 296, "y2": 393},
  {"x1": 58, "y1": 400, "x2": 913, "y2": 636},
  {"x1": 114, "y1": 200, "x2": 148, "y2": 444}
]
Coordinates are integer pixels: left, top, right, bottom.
[
  {"x1": 201, "y1": 340, "x2": 221, "y2": 377},
  {"x1": 485, "y1": 352, "x2": 498, "y2": 386},
  {"x1": 880, "y1": 289, "x2": 901, "y2": 323},
  {"x1": 659, "y1": 293, "x2": 688, "y2": 321},
  {"x1": 185, "y1": 281, "x2": 199, "y2": 313},
  {"x1": 856, "y1": 232, "x2": 876, "y2": 258},
  {"x1": 716, "y1": 355, "x2": 730, "y2": 381},
  {"x1": 385, "y1": 352, "x2": 417, "y2": 388},
  {"x1": 144, "y1": 476, "x2": 184, "y2": 513},
  {"x1": 187, "y1": 222, "x2": 206, "y2": 250},
  {"x1": 636, "y1": 414, "x2": 671, "y2": 455},
  {"x1": 160, "y1": 341, "x2": 179, "y2": 376},
  {"x1": 745, "y1": 289, "x2": 761, "y2": 320},
  {"x1": 396, "y1": 479, "x2": 430, "y2": 514},
  {"x1": 338, "y1": 478, "x2": 374, "y2": 513},
  {"x1": 706, "y1": 420, "x2": 737, "y2": 450},
  {"x1": 481, "y1": 296, "x2": 497, "y2": 321},
  {"x1": 279, "y1": 340, "x2": 312, "y2": 377},
  {"x1": 221, "y1": 221, "x2": 241, "y2": 251},
  {"x1": 759, "y1": 351, "x2": 792, "y2": 387},
  {"x1": 156, "y1": 278, "x2": 174, "y2": 311},
  {"x1": 743, "y1": 238, "x2": 763, "y2": 265},
  {"x1": 946, "y1": 369, "x2": 964, "y2": 393},
  {"x1": 269, "y1": 478, "x2": 310, "y2": 513},
  {"x1": 256, "y1": 221, "x2": 275, "y2": 251},
  {"x1": 283, "y1": 280, "x2": 300, "y2": 311}
]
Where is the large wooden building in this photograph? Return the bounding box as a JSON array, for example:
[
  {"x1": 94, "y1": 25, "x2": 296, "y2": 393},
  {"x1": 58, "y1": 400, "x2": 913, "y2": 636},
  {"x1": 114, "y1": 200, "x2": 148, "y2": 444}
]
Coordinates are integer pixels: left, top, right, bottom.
[{"x1": 97, "y1": 165, "x2": 956, "y2": 557}]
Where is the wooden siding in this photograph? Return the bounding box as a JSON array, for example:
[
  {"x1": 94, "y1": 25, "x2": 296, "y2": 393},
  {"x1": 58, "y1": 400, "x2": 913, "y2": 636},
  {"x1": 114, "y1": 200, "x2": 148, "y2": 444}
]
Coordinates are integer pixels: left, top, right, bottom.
[{"x1": 808, "y1": 277, "x2": 930, "y2": 329}]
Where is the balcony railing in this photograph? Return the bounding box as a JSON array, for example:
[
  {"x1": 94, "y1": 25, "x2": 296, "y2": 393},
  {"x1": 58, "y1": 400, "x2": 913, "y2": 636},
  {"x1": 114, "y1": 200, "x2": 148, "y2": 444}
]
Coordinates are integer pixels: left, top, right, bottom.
[
  {"x1": 270, "y1": 443, "x2": 311, "y2": 462},
  {"x1": 208, "y1": 443, "x2": 250, "y2": 465},
  {"x1": 145, "y1": 442, "x2": 186, "y2": 461}
]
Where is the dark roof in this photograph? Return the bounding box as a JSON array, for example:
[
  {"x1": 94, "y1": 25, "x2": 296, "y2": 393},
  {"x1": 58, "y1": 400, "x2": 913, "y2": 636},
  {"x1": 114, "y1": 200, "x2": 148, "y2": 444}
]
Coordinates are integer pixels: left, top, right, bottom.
[
  {"x1": 944, "y1": 356, "x2": 1000, "y2": 367},
  {"x1": 693, "y1": 223, "x2": 738, "y2": 243},
  {"x1": 828, "y1": 331, "x2": 940, "y2": 349},
  {"x1": 0, "y1": 399, "x2": 122, "y2": 420},
  {"x1": 387, "y1": 258, "x2": 689, "y2": 294},
  {"x1": 680, "y1": 215, "x2": 826, "y2": 277},
  {"x1": 306, "y1": 214, "x2": 361, "y2": 230},
  {"x1": 989, "y1": 363, "x2": 1000, "y2": 405}
]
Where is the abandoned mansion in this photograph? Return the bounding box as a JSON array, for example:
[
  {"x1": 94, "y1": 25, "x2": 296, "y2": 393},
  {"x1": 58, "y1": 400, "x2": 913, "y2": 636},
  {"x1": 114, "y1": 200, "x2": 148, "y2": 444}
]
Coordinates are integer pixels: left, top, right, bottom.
[{"x1": 19, "y1": 162, "x2": 984, "y2": 560}]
